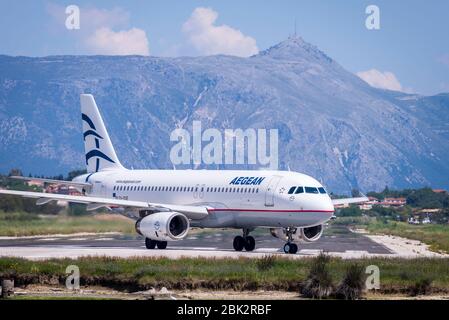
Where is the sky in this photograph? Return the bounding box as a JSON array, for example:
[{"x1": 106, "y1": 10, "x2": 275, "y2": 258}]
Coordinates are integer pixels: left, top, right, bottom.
[{"x1": 0, "y1": 0, "x2": 448, "y2": 95}]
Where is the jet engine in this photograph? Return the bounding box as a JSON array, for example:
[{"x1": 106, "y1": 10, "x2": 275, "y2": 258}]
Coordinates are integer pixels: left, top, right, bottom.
[
  {"x1": 299, "y1": 225, "x2": 323, "y2": 242},
  {"x1": 135, "y1": 211, "x2": 190, "y2": 242},
  {"x1": 270, "y1": 225, "x2": 323, "y2": 243}
]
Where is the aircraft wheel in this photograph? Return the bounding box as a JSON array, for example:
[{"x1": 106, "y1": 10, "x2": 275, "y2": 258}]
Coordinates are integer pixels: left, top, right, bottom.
[
  {"x1": 289, "y1": 243, "x2": 298, "y2": 254},
  {"x1": 157, "y1": 241, "x2": 168, "y2": 250},
  {"x1": 244, "y1": 236, "x2": 256, "y2": 251},
  {"x1": 145, "y1": 238, "x2": 157, "y2": 249},
  {"x1": 283, "y1": 243, "x2": 291, "y2": 254},
  {"x1": 233, "y1": 236, "x2": 245, "y2": 251}
]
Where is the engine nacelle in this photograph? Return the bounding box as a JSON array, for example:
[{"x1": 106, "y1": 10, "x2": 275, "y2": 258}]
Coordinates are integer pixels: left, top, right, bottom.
[
  {"x1": 270, "y1": 225, "x2": 323, "y2": 243},
  {"x1": 299, "y1": 225, "x2": 323, "y2": 242},
  {"x1": 135, "y1": 211, "x2": 190, "y2": 242}
]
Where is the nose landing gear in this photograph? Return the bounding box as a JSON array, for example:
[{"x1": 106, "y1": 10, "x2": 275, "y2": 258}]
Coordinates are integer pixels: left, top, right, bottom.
[
  {"x1": 283, "y1": 242, "x2": 298, "y2": 254},
  {"x1": 283, "y1": 227, "x2": 298, "y2": 254},
  {"x1": 233, "y1": 229, "x2": 256, "y2": 252}
]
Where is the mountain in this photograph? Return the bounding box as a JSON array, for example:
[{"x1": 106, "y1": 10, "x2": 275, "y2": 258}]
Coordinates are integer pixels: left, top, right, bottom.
[{"x1": 0, "y1": 36, "x2": 448, "y2": 193}]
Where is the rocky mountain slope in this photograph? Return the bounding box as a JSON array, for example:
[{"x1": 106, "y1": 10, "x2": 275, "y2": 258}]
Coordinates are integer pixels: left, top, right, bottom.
[{"x1": 0, "y1": 36, "x2": 448, "y2": 192}]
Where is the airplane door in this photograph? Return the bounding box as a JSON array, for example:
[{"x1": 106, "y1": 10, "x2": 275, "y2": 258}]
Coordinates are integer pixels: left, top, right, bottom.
[
  {"x1": 100, "y1": 183, "x2": 107, "y2": 197},
  {"x1": 264, "y1": 176, "x2": 282, "y2": 207}
]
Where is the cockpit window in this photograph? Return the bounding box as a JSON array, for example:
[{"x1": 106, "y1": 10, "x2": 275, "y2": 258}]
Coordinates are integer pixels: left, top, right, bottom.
[
  {"x1": 295, "y1": 186, "x2": 304, "y2": 194},
  {"x1": 288, "y1": 187, "x2": 296, "y2": 194},
  {"x1": 305, "y1": 187, "x2": 319, "y2": 194},
  {"x1": 318, "y1": 187, "x2": 326, "y2": 194}
]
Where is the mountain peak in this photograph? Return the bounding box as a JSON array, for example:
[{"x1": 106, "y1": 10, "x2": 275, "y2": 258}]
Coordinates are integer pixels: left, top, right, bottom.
[{"x1": 256, "y1": 35, "x2": 333, "y2": 63}]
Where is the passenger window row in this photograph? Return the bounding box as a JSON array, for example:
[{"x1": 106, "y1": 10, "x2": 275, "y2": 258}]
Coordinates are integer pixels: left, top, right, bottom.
[
  {"x1": 113, "y1": 185, "x2": 259, "y2": 194},
  {"x1": 288, "y1": 186, "x2": 327, "y2": 195}
]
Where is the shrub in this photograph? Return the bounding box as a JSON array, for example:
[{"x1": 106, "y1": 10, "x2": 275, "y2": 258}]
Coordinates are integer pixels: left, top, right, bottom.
[
  {"x1": 337, "y1": 206, "x2": 362, "y2": 217},
  {"x1": 300, "y1": 252, "x2": 333, "y2": 299},
  {"x1": 256, "y1": 255, "x2": 277, "y2": 272},
  {"x1": 335, "y1": 264, "x2": 365, "y2": 300},
  {"x1": 408, "y1": 278, "x2": 433, "y2": 296},
  {"x1": 68, "y1": 203, "x2": 89, "y2": 216}
]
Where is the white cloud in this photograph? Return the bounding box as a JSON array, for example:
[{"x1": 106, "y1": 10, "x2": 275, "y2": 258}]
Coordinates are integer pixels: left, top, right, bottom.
[
  {"x1": 47, "y1": 4, "x2": 150, "y2": 56},
  {"x1": 182, "y1": 7, "x2": 258, "y2": 57},
  {"x1": 357, "y1": 69, "x2": 404, "y2": 92},
  {"x1": 81, "y1": 7, "x2": 130, "y2": 30},
  {"x1": 86, "y1": 27, "x2": 150, "y2": 56},
  {"x1": 46, "y1": 4, "x2": 129, "y2": 31}
]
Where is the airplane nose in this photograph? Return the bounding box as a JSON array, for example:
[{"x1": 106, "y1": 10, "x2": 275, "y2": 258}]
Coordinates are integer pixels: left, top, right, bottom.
[{"x1": 325, "y1": 196, "x2": 335, "y2": 216}]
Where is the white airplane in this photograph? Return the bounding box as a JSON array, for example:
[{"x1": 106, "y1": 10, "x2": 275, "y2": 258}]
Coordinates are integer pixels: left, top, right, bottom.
[{"x1": 0, "y1": 94, "x2": 367, "y2": 254}]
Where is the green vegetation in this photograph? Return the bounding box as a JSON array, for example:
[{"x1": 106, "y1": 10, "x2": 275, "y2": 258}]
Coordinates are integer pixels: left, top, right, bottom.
[
  {"x1": 335, "y1": 264, "x2": 365, "y2": 300},
  {"x1": 0, "y1": 169, "x2": 88, "y2": 216},
  {"x1": 8, "y1": 296, "x2": 114, "y2": 300},
  {"x1": 332, "y1": 216, "x2": 449, "y2": 253},
  {"x1": 0, "y1": 212, "x2": 135, "y2": 236},
  {"x1": 333, "y1": 187, "x2": 449, "y2": 253},
  {"x1": 408, "y1": 278, "x2": 433, "y2": 297},
  {"x1": 1, "y1": 256, "x2": 448, "y2": 293},
  {"x1": 364, "y1": 221, "x2": 449, "y2": 254},
  {"x1": 407, "y1": 188, "x2": 449, "y2": 209},
  {"x1": 300, "y1": 253, "x2": 334, "y2": 299},
  {"x1": 256, "y1": 255, "x2": 277, "y2": 272},
  {"x1": 367, "y1": 187, "x2": 449, "y2": 209},
  {"x1": 337, "y1": 206, "x2": 363, "y2": 217},
  {"x1": 367, "y1": 186, "x2": 415, "y2": 200},
  {"x1": 337, "y1": 188, "x2": 449, "y2": 224}
]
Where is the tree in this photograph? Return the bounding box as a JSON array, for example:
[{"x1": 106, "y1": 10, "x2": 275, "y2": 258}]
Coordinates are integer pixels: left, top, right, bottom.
[
  {"x1": 406, "y1": 188, "x2": 449, "y2": 209},
  {"x1": 66, "y1": 169, "x2": 87, "y2": 181},
  {"x1": 351, "y1": 189, "x2": 361, "y2": 197},
  {"x1": 370, "y1": 205, "x2": 397, "y2": 217},
  {"x1": 337, "y1": 206, "x2": 362, "y2": 217},
  {"x1": 8, "y1": 168, "x2": 23, "y2": 177}
]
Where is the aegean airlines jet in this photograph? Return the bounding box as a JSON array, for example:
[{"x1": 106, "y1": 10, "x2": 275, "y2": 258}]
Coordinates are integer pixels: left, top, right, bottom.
[{"x1": 0, "y1": 95, "x2": 367, "y2": 254}]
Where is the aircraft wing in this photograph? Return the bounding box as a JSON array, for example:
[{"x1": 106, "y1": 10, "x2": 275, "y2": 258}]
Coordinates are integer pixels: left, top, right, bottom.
[
  {"x1": 9, "y1": 176, "x2": 91, "y2": 188},
  {"x1": 0, "y1": 189, "x2": 209, "y2": 220},
  {"x1": 331, "y1": 196, "x2": 369, "y2": 206}
]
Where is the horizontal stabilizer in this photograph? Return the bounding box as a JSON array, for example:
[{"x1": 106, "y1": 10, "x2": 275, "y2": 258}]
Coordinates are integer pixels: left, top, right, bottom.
[{"x1": 10, "y1": 176, "x2": 91, "y2": 188}]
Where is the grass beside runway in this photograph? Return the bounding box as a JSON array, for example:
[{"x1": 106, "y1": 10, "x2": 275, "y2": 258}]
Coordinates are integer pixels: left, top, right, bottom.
[
  {"x1": 333, "y1": 216, "x2": 449, "y2": 253},
  {"x1": 0, "y1": 212, "x2": 135, "y2": 236},
  {"x1": 1, "y1": 256, "x2": 448, "y2": 294},
  {"x1": 365, "y1": 222, "x2": 449, "y2": 254}
]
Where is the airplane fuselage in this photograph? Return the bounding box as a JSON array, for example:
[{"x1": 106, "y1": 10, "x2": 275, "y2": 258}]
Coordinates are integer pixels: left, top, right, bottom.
[{"x1": 75, "y1": 169, "x2": 335, "y2": 229}]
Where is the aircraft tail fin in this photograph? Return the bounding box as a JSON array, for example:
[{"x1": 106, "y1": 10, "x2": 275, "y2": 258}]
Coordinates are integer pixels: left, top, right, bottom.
[{"x1": 80, "y1": 94, "x2": 125, "y2": 173}]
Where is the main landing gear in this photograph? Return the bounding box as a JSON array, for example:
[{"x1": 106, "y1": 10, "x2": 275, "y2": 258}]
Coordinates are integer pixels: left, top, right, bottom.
[
  {"x1": 145, "y1": 238, "x2": 168, "y2": 250},
  {"x1": 283, "y1": 227, "x2": 298, "y2": 254},
  {"x1": 233, "y1": 229, "x2": 256, "y2": 252}
]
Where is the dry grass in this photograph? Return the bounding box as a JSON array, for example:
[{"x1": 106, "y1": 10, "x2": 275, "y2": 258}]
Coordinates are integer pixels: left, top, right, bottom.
[
  {"x1": 0, "y1": 212, "x2": 135, "y2": 236},
  {"x1": 1, "y1": 256, "x2": 448, "y2": 294}
]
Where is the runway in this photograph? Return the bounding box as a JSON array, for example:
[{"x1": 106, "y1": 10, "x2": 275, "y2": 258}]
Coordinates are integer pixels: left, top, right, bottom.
[{"x1": 0, "y1": 227, "x2": 400, "y2": 260}]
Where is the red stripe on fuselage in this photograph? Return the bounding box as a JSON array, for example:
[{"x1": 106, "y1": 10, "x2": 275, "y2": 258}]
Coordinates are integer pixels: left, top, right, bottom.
[{"x1": 207, "y1": 209, "x2": 334, "y2": 213}]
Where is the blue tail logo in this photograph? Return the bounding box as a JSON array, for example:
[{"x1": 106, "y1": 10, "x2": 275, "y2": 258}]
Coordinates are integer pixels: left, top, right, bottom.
[{"x1": 82, "y1": 113, "x2": 115, "y2": 172}]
